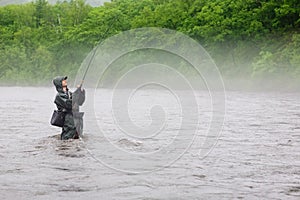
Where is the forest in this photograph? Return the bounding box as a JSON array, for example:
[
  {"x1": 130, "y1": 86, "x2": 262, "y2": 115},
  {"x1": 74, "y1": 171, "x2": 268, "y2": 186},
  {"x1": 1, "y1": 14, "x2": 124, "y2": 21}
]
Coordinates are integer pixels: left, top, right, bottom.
[{"x1": 0, "y1": 0, "x2": 299, "y2": 87}]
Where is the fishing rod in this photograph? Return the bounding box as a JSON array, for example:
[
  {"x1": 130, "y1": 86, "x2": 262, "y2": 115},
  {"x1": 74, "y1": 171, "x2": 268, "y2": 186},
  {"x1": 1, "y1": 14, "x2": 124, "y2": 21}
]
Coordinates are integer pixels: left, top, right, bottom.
[
  {"x1": 79, "y1": 45, "x2": 98, "y2": 87},
  {"x1": 78, "y1": 15, "x2": 120, "y2": 88}
]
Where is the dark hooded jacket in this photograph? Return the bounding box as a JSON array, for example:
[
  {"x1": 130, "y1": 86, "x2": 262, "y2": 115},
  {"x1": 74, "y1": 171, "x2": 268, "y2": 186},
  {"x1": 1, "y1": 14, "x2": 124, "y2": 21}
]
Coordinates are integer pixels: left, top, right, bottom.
[
  {"x1": 53, "y1": 76, "x2": 77, "y2": 140},
  {"x1": 53, "y1": 76, "x2": 73, "y2": 113}
]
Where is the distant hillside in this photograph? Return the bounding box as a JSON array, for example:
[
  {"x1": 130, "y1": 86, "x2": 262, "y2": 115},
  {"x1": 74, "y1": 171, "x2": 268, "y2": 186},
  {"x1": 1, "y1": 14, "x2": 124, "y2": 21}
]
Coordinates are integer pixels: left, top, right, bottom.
[
  {"x1": 0, "y1": 0, "x2": 110, "y2": 6},
  {"x1": 0, "y1": 0, "x2": 299, "y2": 87}
]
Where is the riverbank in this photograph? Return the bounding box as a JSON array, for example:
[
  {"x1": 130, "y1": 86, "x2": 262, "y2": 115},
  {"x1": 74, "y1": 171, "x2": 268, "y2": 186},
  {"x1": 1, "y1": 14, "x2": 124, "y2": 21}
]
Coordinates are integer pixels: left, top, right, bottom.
[{"x1": 1, "y1": 77, "x2": 299, "y2": 92}]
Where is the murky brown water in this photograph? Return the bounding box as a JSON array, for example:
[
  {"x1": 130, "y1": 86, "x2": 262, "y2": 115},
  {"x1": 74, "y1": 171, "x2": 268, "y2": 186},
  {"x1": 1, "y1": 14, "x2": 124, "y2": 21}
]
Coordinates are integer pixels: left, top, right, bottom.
[{"x1": 0, "y1": 87, "x2": 299, "y2": 199}]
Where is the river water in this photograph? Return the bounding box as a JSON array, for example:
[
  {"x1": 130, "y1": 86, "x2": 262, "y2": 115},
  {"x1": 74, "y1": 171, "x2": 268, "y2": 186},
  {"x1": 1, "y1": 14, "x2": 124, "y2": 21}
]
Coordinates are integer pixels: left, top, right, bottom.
[{"x1": 0, "y1": 87, "x2": 299, "y2": 199}]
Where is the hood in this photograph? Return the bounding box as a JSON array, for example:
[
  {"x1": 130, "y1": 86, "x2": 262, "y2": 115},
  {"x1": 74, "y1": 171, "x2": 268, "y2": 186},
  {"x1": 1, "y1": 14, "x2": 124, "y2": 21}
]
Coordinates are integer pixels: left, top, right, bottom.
[{"x1": 53, "y1": 76, "x2": 67, "y2": 92}]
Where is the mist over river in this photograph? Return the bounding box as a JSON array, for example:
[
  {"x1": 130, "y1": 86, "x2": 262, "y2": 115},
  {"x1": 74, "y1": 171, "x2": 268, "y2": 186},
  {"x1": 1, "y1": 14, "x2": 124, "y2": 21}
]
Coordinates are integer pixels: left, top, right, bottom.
[{"x1": 0, "y1": 87, "x2": 299, "y2": 199}]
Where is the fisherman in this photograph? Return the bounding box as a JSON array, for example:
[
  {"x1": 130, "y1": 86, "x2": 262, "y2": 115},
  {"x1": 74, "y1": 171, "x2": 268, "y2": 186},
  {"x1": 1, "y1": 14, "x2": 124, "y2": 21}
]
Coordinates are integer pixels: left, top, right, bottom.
[{"x1": 52, "y1": 76, "x2": 85, "y2": 140}]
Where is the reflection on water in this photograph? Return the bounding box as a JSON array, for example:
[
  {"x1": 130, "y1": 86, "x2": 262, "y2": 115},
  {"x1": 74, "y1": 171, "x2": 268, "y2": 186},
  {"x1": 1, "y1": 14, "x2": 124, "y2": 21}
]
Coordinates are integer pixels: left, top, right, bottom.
[{"x1": 0, "y1": 87, "x2": 299, "y2": 199}]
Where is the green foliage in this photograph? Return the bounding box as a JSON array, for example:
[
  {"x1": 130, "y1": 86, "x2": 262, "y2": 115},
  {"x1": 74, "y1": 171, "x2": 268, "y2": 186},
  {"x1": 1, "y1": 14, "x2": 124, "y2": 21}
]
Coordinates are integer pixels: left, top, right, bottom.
[
  {"x1": 0, "y1": 0, "x2": 299, "y2": 85},
  {"x1": 0, "y1": 0, "x2": 92, "y2": 85}
]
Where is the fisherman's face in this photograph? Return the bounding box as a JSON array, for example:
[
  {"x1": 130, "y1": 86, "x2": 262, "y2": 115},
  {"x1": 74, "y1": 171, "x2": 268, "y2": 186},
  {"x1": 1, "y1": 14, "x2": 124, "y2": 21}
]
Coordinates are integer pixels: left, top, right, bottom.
[{"x1": 62, "y1": 79, "x2": 67, "y2": 87}]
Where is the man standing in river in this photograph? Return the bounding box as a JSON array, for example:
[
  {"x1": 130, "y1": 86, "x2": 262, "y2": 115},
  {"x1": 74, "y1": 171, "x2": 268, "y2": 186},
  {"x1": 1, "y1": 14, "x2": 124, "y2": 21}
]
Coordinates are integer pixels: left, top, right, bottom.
[{"x1": 53, "y1": 76, "x2": 85, "y2": 140}]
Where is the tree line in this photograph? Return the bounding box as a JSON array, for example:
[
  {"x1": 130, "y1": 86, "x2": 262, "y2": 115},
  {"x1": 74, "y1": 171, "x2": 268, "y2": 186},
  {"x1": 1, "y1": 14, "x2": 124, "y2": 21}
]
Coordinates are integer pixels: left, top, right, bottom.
[{"x1": 0, "y1": 0, "x2": 299, "y2": 85}]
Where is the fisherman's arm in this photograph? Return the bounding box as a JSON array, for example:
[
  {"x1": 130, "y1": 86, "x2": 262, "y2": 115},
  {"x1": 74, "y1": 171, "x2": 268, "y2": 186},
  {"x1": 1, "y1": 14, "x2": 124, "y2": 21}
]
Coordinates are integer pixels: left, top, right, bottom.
[{"x1": 55, "y1": 94, "x2": 72, "y2": 110}]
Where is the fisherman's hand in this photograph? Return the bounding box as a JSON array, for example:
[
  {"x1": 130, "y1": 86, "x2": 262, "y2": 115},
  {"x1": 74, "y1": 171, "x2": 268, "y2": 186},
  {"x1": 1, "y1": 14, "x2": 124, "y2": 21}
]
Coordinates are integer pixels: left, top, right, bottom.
[{"x1": 76, "y1": 84, "x2": 84, "y2": 92}]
